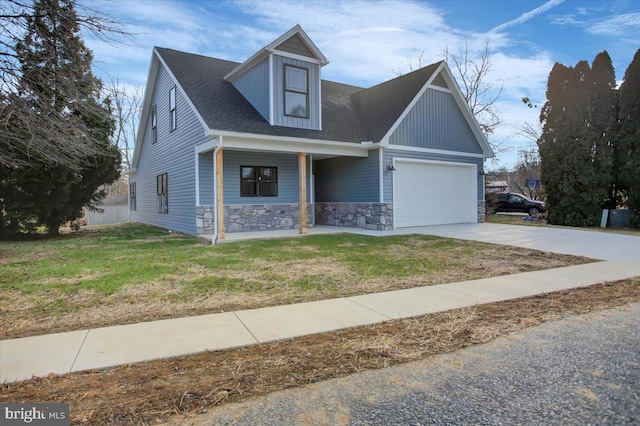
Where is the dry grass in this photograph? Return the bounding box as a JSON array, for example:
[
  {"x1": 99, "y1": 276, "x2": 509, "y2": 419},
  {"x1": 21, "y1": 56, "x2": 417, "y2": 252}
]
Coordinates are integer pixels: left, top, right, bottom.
[
  {"x1": 2, "y1": 278, "x2": 638, "y2": 425},
  {"x1": 1, "y1": 230, "x2": 592, "y2": 340}
]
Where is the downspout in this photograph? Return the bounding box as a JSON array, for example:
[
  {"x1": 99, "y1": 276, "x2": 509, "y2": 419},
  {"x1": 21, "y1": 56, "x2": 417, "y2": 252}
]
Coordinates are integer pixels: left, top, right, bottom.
[{"x1": 212, "y1": 137, "x2": 223, "y2": 245}]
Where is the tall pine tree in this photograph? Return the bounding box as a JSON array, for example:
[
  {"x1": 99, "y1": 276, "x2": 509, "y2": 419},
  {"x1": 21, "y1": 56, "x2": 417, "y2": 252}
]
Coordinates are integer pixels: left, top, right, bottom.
[
  {"x1": 1, "y1": 0, "x2": 119, "y2": 235},
  {"x1": 619, "y1": 49, "x2": 640, "y2": 223}
]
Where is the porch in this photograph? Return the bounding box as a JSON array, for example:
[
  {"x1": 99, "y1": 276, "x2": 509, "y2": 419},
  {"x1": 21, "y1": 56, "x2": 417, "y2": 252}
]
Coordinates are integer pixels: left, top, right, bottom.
[{"x1": 194, "y1": 133, "x2": 378, "y2": 241}]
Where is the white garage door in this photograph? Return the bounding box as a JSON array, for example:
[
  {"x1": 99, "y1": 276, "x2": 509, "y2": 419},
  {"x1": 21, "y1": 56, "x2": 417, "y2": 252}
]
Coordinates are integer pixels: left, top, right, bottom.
[{"x1": 394, "y1": 160, "x2": 477, "y2": 227}]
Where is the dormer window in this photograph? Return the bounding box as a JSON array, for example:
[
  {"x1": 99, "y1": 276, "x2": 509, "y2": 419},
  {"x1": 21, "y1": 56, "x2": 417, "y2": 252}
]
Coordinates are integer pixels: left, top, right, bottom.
[{"x1": 284, "y1": 65, "x2": 308, "y2": 118}]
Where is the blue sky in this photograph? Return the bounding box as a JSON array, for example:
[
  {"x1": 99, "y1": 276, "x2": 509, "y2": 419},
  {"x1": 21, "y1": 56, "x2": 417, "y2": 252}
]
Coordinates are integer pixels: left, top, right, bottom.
[{"x1": 83, "y1": 0, "x2": 640, "y2": 169}]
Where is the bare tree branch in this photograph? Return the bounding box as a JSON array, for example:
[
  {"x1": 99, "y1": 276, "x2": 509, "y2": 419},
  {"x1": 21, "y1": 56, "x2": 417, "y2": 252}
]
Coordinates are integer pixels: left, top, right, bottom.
[{"x1": 0, "y1": 0, "x2": 132, "y2": 169}]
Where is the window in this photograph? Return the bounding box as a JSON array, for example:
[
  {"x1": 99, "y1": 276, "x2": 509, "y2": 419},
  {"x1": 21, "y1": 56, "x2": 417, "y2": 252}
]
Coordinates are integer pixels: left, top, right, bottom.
[
  {"x1": 129, "y1": 182, "x2": 136, "y2": 211},
  {"x1": 151, "y1": 105, "x2": 157, "y2": 143},
  {"x1": 284, "y1": 65, "x2": 308, "y2": 118},
  {"x1": 157, "y1": 173, "x2": 168, "y2": 213},
  {"x1": 240, "y1": 166, "x2": 277, "y2": 197},
  {"x1": 169, "y1": 86, "x2": 176, "y2": 131}
]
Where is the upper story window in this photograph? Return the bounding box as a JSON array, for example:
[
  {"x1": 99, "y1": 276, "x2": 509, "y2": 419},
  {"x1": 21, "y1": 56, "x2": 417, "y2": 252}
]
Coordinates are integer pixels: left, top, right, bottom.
[
  {"x1": 169, "y1": 86, "x2": 177, "y2": 131},
  {"x1": 151, "y1": 105, "x2": 157, "y2": 143},
  {"x1": 284, "y1": 65, "x2": 308, "y2": 118}
]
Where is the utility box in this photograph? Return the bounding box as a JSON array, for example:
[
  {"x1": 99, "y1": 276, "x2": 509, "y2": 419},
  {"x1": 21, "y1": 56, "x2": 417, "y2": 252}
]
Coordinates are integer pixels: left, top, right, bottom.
[{"x1": 609, "y1": 209, "x2": 631, "y2": 228}]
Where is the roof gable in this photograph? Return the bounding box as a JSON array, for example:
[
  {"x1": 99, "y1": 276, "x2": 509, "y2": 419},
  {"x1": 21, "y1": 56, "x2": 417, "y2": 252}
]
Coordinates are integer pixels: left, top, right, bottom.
[
  {"x1": 224, "y1": 25, "x2": 328, "y2": 83},
  {"x1": 352, "y1": 62, "x2": 442, "y2": 143}
]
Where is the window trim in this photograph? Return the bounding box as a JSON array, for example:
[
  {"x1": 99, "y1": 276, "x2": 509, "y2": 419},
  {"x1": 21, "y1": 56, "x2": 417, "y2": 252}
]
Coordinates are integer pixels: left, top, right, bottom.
[
  {"x1": 157, "y1": 173, "x2": 168, "y2": 213},
  {"x1": 129, "y1": 182, "x2": 136, "y2": 211},
  {"x1": 283, "y1": 64, "x2": 309, "y2": 119},
  {"x1": 169, "y1": 86, "x2": 177, "y2": 132},
  {"x1": 151, "y1": 105, "x2": 157, "y2": 144},
  {"x1": 240, "y1": 166, "x2": 278, "y2": 197}
]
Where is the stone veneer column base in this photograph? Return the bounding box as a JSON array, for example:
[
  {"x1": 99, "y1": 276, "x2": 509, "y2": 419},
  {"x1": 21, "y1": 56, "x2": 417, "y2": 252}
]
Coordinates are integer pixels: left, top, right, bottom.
[
  {"x1": 195, "y1": 205, "x2": 215, "y2": 235},
  {"x1": 224, "y1": 204, "x2": 314, "y2": 233},
  {"x1": 477, "y1": 201, "x2": 486, "y2": 223},
  {"x1": 315, "y1": 202, "x2": 394, "y2": 231}
]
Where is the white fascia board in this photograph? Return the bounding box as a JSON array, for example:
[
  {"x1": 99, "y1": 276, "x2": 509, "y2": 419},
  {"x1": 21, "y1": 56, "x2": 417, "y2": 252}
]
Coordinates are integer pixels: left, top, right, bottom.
[
  {"x1": 379, "y1": 61, "x2": 446, "y2": 146},
  {"x1": 271, "y1": 49, "x2": 322, "y2": 64},
  {"x1": 438, "y1": 62, "x2": 495, "y2": 158},
  {"x1": 266, "y1": 24, "x2": 329, "y2": 66},
  {"x1": 155, "y1": 50, "x2": 209, "y2": 133},
  {"x1": 384, "y1": 144, "x2": 488, "y2": 159},
  {"x1": 223, "y1": 47, "x2": 268, "y2": 82},
  {"x1": 195, "y1": 138, "x2": 217, "y2": 154},
  {"x1": 268, "y1": 54, "x2": 274, "y2": 125},
  {"x1": 131, "y1": 51, "x2": 159, "y2": 169},
  {"x1": 207, "y1": 130, "x2": 370, "y2": 157}
]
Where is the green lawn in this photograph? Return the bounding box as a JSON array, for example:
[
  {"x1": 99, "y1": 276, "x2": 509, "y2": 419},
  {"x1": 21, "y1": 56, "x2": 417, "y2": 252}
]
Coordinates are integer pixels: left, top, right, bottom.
[{"x1": 0, "y1": 223, "x2": 591, "y2": 339}]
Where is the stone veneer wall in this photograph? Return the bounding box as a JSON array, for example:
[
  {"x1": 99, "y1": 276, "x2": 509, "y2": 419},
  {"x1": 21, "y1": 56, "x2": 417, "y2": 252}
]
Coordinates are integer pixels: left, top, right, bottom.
[
  {"x1": 195, "y1": 205, "x2": 214, "y2": 235},
  {"x1": 477, "y1": 201, "x2": 486, "y2": 223},
  {"x1": 315, "y1": 202, "x2": 394, "y2": 231},
  {"x1": 224, "y1": 204, "x2": 314, "y2": 233}
]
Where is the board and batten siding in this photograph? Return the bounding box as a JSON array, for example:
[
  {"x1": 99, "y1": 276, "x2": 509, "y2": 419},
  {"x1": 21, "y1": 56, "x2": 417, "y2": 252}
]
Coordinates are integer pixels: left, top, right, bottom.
[
  {"x1": 272, "y1": 55, "x2": 320, "y2": 130},
  {"x1": 222, "y1": 150, "x2": 311, "y2": 205},
  {"x1": 389, "y1": 88, "x2": 483, "y2": 154},
  {"x1": 129, "y1": 63, "x2": 209, "y2": 235},
  {"x1": 231, "y1": 57, "x2": 270, "y2": 122},
  {"x1": 314, "y1": 150, "x2": 379, "y2": 203},
  {"x1": 382, "y1": 149, "x2": 483, "y2": 204}
]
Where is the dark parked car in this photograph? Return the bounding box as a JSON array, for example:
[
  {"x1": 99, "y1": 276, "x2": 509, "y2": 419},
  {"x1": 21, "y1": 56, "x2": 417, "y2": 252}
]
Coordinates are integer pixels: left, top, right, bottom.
[{"x1": 487, "y1": 192, "x2": 545, "y2": 216}]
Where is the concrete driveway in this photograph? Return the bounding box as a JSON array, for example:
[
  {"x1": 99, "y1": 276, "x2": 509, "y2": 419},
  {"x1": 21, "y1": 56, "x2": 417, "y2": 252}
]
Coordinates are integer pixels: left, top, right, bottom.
[{"x1": 405, "y1": 223, "x2": 640, "y2": 261}]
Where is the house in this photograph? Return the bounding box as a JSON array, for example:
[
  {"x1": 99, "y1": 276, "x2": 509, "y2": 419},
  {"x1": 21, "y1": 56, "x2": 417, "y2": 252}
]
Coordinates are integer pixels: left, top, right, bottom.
[{"x1": 128, "y1": 25, "x2": 494, "y2": 241}]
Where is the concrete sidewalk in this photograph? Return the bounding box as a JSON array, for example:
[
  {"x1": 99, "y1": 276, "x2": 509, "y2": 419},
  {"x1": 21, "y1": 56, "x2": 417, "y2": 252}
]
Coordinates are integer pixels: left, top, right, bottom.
[{"x1": 2, "y1": 260, "x2": 640, "y2": 383}]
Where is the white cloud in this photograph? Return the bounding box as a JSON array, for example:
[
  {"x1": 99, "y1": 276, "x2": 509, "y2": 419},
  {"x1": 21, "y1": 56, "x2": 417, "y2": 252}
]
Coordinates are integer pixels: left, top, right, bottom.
[
  {"x1": 489, "y1": 0, "x2": 565, "y2": 33},
  {"x1": 587, "y1": 12, "x2": 640, "y2": 37}
]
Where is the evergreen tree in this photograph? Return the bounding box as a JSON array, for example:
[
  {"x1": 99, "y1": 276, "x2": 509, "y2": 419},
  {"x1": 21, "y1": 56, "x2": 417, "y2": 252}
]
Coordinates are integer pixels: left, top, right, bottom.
[
  {"x1": 588, "y1": 51, "x2": 618, "y2": 209},
  {"x1": 619, "y1": 49, "x2": 640, "y2": 223},
  {"x1": 1, "y1": 0, "x2": 120, "y2": 236},
  {"x1": 538, "y1": 53, "x2": 620, "y2": 227}
]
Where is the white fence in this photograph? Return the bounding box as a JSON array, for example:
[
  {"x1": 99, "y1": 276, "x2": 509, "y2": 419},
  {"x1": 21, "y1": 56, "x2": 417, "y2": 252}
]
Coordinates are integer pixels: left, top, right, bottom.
[
  {"x1": 82, "y1": 195, "x2": 129, "y2": 226},
  {"x1": 83, "y1": 205, "x2": 129, "y2": 226}
]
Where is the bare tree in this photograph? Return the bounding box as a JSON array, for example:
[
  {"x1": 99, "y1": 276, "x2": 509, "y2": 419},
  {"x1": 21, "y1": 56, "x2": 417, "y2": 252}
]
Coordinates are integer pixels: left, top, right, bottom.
[
  {"x1": 443, "y1": 40, "x2": 503, "y2": 139},
  {"x1": 106, "y1": 78, "x2": 142, "y2": 171},
  {"x1": 0, "y1": 0, "x2": 130, "y2": 169}
]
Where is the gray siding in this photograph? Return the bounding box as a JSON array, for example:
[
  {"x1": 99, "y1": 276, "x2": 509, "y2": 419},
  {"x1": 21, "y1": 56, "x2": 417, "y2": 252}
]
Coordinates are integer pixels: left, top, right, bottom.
[
  {"x1": 129, "y1": 63, "x2": 208, "y2": 234},
  {"x1": 273, "y1": 55, "x2": 320, "y2": 130},
  {"x1": 314, "y1": 150, "x2": 379, "y2": 203},
  {"x1": 275, "y1": 34, "x2": 316, "y2": 58},
  {"x1": 382, "y1": 149, "x2": 483, "y2": 203},
  {"x1": 390, "y1": 88, "x2": 482, "y2": 154},
  {"x1": 198, "y1": 152, "x2": 214, "y2": 205},
  {"x1": 232, "y1": 57, "x2": 270, "y2": 122},
  {"x1": 223, "y1": 150, "x2": 311, "y2": 205}
]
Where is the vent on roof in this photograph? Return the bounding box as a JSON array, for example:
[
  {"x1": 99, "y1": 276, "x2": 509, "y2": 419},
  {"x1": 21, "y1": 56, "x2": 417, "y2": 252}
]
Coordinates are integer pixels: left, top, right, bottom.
[{"x1": 431, "y1": 73, "x2": 449, "y2": 89}]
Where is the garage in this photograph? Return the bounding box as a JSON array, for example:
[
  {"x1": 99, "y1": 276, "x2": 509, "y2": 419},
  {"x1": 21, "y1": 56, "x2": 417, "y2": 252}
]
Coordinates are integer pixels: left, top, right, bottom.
[{"x1": 393, "y1": 159, "x2": 477, "y2": 227}]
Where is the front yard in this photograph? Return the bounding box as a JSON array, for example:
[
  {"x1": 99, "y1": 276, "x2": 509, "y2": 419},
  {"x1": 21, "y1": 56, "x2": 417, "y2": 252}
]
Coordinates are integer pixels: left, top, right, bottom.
[{"x1": 0, "y1": 223, "x2": 591, "y2": 339}]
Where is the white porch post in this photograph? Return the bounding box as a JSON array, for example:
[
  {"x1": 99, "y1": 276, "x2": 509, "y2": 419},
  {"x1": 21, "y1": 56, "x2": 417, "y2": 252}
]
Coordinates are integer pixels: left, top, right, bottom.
[{"x1": 216, "y1": 147, "x2": 225, "y2": 240}]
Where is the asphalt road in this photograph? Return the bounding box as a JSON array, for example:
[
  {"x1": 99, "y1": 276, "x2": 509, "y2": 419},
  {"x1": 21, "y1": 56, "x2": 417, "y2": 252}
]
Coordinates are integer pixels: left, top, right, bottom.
[{"x1": 172, "y1": 303, "x2": 640, "y2": 425}]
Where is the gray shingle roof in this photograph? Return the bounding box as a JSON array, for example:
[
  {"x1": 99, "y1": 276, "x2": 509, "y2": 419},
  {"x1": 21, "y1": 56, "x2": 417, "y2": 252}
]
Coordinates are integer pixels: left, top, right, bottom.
[{"x1": 156, "y1": 47, "x2": 440, "y2": 143}]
